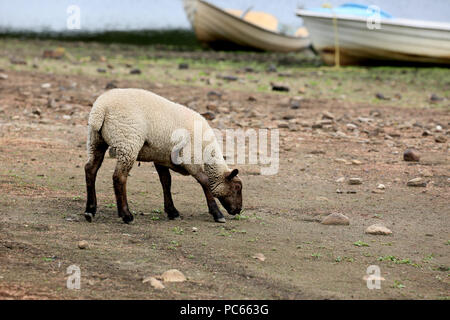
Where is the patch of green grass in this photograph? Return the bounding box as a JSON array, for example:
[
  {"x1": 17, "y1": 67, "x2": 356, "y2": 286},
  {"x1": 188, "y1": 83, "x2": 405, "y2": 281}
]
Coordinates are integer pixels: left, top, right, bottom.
[
  {"x1": 311, "y1": 253, "x2": 321, "y2": 259},
  {"x1": 233, "y1": 214, "x2": 249, "y2": 221},
  {"x1": 353, "y1": 240, "x2": 370, "y2": 247},
  {"x1": 423, "y1": 253, "x2": 434, "y2": 263},
  {"x1": 392, "y1": 280, "x2": 406, "y2": 289},
  {"x1": 105, "y1": 203, "x2": 116, "y2": 208},
  {"x1": 172, "y1": 226, "x2": 184, "y2": 235}
]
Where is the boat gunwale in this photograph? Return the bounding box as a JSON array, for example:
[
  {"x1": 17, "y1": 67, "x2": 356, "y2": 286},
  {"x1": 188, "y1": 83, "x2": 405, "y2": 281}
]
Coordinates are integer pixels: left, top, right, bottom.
[
  {"x1": 198, "y1": 0, "x2": 308, "y2": 40},
  {"x1": 296, "y1": 9, "x2": 450, "y2": 32}
]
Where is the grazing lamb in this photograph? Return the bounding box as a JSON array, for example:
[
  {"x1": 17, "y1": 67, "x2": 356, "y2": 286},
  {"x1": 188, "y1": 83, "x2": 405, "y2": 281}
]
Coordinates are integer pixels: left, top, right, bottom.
[{"x1": 84, "y1": 88, "x2": 242, "y2": 224}]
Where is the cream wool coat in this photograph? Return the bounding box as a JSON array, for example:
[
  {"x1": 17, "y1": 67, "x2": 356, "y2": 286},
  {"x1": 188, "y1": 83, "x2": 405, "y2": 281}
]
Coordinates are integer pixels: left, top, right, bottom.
[{"x1": 87, "y1": 88, "x2": 230, "y2": 195}]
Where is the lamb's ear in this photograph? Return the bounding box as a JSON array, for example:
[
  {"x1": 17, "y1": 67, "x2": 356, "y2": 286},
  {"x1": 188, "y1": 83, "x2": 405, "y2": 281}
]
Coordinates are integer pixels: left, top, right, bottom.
[{"x1": 226, "y1": 169, "x2": 239, "y2": 180}]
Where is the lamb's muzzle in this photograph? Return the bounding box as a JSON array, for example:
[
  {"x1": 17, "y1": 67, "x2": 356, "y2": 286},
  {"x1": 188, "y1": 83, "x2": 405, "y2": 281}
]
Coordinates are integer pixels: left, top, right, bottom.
[{"x1": 84, "y1": 88, "x2": 243, "y2": 224}]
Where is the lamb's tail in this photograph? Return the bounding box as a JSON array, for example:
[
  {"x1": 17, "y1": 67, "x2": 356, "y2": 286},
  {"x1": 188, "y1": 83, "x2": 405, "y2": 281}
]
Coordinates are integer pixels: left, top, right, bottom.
[{"x1": 88, "y1": 100, "x2": 107, "y2": 132}]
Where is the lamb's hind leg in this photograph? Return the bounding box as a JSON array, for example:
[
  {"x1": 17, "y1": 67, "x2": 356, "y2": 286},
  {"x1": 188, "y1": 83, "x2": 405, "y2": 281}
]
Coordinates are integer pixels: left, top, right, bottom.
[
  {"x1": 84, "y1": 131, "x2": 108, "y2": 222},
  {"x1": 155, "y1": 164, "x2": 180, "y2": 220},
  {"x1": 113, "y1": 145, "x2": 142, "y2": 224}
]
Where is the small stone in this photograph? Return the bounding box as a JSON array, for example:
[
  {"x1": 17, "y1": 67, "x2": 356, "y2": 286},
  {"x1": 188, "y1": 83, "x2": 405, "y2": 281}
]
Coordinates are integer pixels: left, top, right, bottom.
[
  {"x1": 365, "y1": 224, "x2": 392, "y2": 235},
  {"x1": 375, "y1": 92, "x2": 389, "y2": 100},
  {"x1": 434, "y1": 135, "x2": 447, "y2": 143},
  {"x1": 321, "y1": 213, "x2": 350, "y2": 226},
  {"x1": 0, "y1": 73, "x2": 8, "y2": 80},
  {"x1": 41, "y1": 83, "x2": 51, "y2": 89},
  {"x1": 376, "y1": 184, "x2": 385, "y2": 190},
  {"x1": 422, "y1": 130, "x2": 432, "y2": 137},
  {"x1": 336, "y1": 177, "x2": 345, "y2": 183},
  {"x1": 349, "y1": 178, "x2": 362, "y2": 185},
  {"x1": 130, "y1": 68, "x2": 141, "y2": 75},
  {"x1": 192, "y1": 227, "x2": 198, "y2": 232},
  {"x1": 351, "y1": 159, "x2": 362, "y2": 165},
  {"x1": 161, "y1": 269, "x2": 186, "y2": 282},
  {"x1": 78, "y1": 240, "x2": 89, "y2": 249},
  {"x1": 322, "y1": 111, "x2": 335, "y2": 120},
  {"x1": 96, "y1": 68, "x2": 106, "y2": 73},
  {"x1": 143, "y1": 276, "x2": 165, "y2": 289},
  {"x1": 407, "y1": 177, "x2": 427, "y2": 187},
  {"x1": 105, "y1": 81, "x2": 117, "y2": 90},
  {"x1": 403, "y1": 149, "x2": 420, "y2": 162},
  {"x1": 252, "y1": 253, "x2": 266, "y2": 261},
  {"x1": 430, "y1": 93, "x2": 443, "y2": 102},
  {"x1": 271, "y1": 83, "x2": 290, "y2": 92},
  {"x1": 201, "y1": 111, "x2": 215, "y2": 120},
  {"x1": 248, "y1": 95, "x2": 257, "y2": 101},
  {"x1": 178, "y1": 63, "x2": 189, "y2": 70}
]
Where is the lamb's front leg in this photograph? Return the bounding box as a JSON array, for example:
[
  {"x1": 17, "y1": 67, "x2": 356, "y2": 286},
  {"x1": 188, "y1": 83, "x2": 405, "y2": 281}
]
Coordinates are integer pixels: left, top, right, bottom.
[
  {"x1": 155, "y1": 164, "x2": 180, "y2": 220},
  {"x1": 194, "y1": 172, "x2": 225, "y2": 223}
]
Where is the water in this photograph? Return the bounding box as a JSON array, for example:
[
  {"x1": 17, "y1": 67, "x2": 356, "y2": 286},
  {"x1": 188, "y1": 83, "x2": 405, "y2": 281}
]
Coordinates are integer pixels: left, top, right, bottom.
[{"x1": 0, "y1": 0, "x2": 449, "y2": 32}]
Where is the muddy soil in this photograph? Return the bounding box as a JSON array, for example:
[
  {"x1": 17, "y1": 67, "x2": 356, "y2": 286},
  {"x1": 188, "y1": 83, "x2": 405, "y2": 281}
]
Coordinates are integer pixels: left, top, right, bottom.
[{"x1": 0, "y1": 39, "x2": 449, "y2": 299}]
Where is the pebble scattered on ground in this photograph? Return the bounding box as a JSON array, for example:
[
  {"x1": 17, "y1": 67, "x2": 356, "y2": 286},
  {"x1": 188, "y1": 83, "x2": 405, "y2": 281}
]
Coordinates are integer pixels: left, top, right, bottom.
[{"x1": 321, "y1": 213, "x2": 350, "y2": 225}]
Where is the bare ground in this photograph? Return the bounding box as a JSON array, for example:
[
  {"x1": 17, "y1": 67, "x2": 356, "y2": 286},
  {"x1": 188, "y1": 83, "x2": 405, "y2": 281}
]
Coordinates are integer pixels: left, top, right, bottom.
[{"x1": 0, "y1": 41, "x2": 449, "y2": 299}]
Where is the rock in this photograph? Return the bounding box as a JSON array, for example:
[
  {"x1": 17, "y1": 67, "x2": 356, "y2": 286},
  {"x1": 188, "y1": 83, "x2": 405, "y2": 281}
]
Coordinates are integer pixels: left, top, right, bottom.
[
  {"x1": 346, "y1": 123, "x2": 358, "y2": 131},
  {"x1": 201, "y1": 111, "x2": 215, "y2": 120},
  {"x1": 207, "y1": 90, "x2": 222, "y2": 99},
  {"x1": 430, "y1": 93, "x2": 443, "y2": 102},
  {"x1": 365, "y1": 224, "x2": 392, "y2": 235},
  {"x1": 78, "y1": 240, "x2": 89, "y2": 249},
  {"x1": 0, "y1": 73, "x2": 8, "y2": 80},
  {"x1": 178, "y1": 63, "x2": 189, "y2": 70},
  {"x1": 351, "y1": 159, "x2": 362, "y2": 165},
  {"x1": 407, "y1": 177, "x2": 427, "y2": 187},
  {"x1": 41, "y1": 83, "x2": 51, "y2": 89},
  {"x1": 96, "y1": 68, "x2": 106, "y2": 73},
  {"x1": 130, "y1": 68, "x2": 141, "y2": 75},
  {"x1": 248, "y1": 95, "x2": 257, "y2": 101},
  {"x1": 403, "y1": 149, "x2": 420, "y2": 162},
  {"x1": 321, "y1": 213, "x2": 350, "y2": 226},
  {"x1": 336, "y1": 177, "x2": 345, "y2": 183},
  {"x1": 376, "y1": 184, "x2": 386, "y2": 190},
  {"x1": 297, "y1": 87, "x2": 306, "y2": 94},
  {"x1": 143, "y1": 276, "x2": 165, "y2": 289},
  {"x1": 434, "y1": 135, "x2": 447, "y2": 143},
  {"x1": 10, "y1": 58, "x2": 27, "y2": 65},
  {"x1": 252, "y1": 253, "x2": 266, "y2": 262},
  {"x1": 422, "y1": 130, "x2": 432, "y2": 136},
  {"x1": 349, "y1": 178, "x2": 362, "y2": 185},
  {"x1": 161, "y1": 269, "x2": 187, "y2": 282},
  {"x1": 105, "y1": 81, "x2": 118, "y2": 90},
  {"x1": 192, "y1": 227, "x2": 198, "y2": 232},
  {"x1": 322, "y1": 111, "x2": 335, "y2": 120},
  {"x1": 219, "y1": 75, "x2": 238, "y2": 81},
  {"x1": 375, "y1": 93, "x2": 389, "y2": 100},
  {"x1": 271, "y1": 83, "x2": 290, "y2": 92}
]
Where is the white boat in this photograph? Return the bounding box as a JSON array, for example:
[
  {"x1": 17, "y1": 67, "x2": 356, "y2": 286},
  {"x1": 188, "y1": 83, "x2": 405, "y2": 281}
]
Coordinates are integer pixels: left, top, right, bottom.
[
  {"x1": 297, "y1": 3, "x2": 450, "y2": 65},
  {"x1": 183, "y1": 0, "x2": 311, "y2": 52}
]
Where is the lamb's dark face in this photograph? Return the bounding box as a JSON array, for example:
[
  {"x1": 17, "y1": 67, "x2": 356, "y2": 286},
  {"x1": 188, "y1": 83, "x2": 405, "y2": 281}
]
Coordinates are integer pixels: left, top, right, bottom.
[{"x1": 218, "y1": 169, "x2": 242, "y2": 215}]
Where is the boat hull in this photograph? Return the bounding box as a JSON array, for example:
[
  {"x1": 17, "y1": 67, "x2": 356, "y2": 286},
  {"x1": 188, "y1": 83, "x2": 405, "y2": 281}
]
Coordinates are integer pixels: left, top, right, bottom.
[
  {"x1": 297, "y1": 10, "x2": 450, "y2": 65},
  {"x1": 186, "y1": 0, "x2": 310, "y2": 52}
]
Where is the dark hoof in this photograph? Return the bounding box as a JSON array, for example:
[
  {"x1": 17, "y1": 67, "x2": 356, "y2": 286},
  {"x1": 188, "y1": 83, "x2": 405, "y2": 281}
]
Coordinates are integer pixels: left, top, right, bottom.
[
  {"x1": 167, "y1": 208, "x2": 180, "y2": 220},
  {"x1": 122, "y1": 214, "x2": 134, "y2": 224},
  {"x1": 84, "y1": 212, "x2": 94, "y2": 222},
  {"x1": 215, "y1": 217, "x2": 226, "y2": 223}
]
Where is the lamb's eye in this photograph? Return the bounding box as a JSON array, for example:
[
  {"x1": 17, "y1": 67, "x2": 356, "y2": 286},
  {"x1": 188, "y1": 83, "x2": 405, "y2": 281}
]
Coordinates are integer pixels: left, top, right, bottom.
[{"x1": 234, "y1": 184, "x2": 241, "y2": 191}]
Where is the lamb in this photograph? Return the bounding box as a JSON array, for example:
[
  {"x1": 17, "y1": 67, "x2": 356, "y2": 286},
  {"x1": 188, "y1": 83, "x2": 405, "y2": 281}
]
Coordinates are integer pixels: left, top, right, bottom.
[{"x1": 84, "y1": 88, "x2": 242, "y2": 224}]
